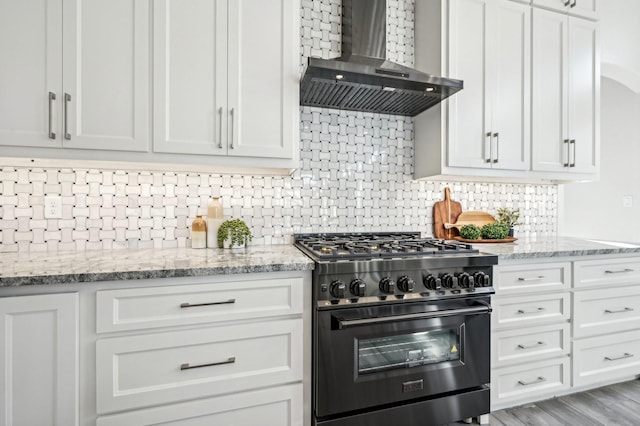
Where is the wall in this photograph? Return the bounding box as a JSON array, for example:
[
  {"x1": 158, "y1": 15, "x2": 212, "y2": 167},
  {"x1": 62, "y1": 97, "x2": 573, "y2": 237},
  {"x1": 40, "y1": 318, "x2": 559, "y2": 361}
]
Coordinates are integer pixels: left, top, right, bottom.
[{"x1": 0, "y1": 0, "x2": 558, "y2": 253}]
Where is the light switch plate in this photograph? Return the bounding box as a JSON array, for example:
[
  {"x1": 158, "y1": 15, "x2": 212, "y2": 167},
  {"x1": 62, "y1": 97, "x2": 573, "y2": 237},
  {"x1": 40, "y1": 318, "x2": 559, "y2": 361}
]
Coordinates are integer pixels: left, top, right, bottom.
[{"x1": 44, "y1": 196, "x2": 63, "y2": 219}]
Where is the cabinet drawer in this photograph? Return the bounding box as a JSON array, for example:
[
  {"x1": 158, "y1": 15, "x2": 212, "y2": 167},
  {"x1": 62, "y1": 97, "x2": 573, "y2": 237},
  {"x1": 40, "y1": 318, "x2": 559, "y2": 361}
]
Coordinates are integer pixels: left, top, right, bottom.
[
  {"x1": 96, "y1": 383, "x2": 302, "y2": 426},
  {"x1": 573, "y1": 286, "x2": 640, "y2": 338},
  {"x1": 495, "y1": 262, "x2": 570, "y2": 295},
  {"x1": 573, "y1": 329, "x2": 640, "y2": 387},
  {"x1": 96, "y1": 319, "x2": 302, "y2": 414},
  {"x1": 491, "y1": 357, "x2": 570, "y2": 408},
  {"x1": 574, "y1": 257, "x2": 640, "y2": 289},
  {"x1": 492, "y1": 293, "x2": 570, "y2": 330},
  {"x1": 492, "y1": 323, "x2": 570, "y2": 367},
  {"x1": 96, "y1": 277, "x2": 303, "y2": 333}
]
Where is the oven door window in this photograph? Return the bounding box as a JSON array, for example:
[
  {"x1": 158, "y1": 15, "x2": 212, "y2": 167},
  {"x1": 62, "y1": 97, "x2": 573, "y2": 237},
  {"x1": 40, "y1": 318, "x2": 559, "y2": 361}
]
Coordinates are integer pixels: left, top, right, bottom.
[{"x1": 358, "y1": 327, "x2": 460, "y2": 374}]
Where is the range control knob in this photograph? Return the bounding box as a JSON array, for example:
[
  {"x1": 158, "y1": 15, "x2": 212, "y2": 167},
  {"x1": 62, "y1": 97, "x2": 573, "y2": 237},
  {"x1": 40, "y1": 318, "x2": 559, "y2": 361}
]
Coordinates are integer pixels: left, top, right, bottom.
[
  {"x1": 457, "y1": 272, "x2": 475, "y2": 289},
  {"x1": 440, "y1": 273, "x2": 458, "y2": 289},
  {"x1": 379, "y1": 277, "x2": 396, "y2": 294},
  {"x1": 423, "y1": 275, "x2": 442, "y2": 290},
  {"x1": 398, "y1": 276, "x2": 416, "y2": 293},
  {"x1": 350, "y1": 279, "x2": 366, "y2": 297},
  {"x1": 329, "y1": 280, "x2": 346, "y2": 299},
  {"x1": 474, "y1": 272, "x2": 490, "y2": 287}
]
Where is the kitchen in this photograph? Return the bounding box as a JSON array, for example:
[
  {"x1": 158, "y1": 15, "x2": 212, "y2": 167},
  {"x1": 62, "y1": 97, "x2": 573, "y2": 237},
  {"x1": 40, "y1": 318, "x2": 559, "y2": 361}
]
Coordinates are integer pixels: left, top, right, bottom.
[{"x1": 0, "y1": 0, "x2": 639, "y2": 425}]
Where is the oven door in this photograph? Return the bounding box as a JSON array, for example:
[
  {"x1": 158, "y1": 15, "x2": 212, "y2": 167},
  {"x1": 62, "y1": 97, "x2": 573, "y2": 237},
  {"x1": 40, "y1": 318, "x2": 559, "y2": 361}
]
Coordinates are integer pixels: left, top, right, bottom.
[{"x1": 315, "y1": 297, "x2": 491, "y2": 418}]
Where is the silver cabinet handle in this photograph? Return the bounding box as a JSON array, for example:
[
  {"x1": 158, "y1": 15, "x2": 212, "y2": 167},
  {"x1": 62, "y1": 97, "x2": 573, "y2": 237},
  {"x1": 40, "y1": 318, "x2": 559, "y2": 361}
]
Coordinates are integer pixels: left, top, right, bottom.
[
  {"x1": 517, "y1": 307, "x2": 545, "y2": 314},
  {"x1": 517, "y1": 276, "x2": 545, "y2": 281},
  {"x1": 563, "y1": 0, "x2": 570, "y2": 6},
  {"x1": 229, "y1": 108, "x2": 235, "y2": 149},
  {"x1": 64, "y1": 93, "x2": 71, "y2": 140},
  {"x1": 180, "y1": 356, "x2": 235, "y2": 370},
  {"x1": 518, "y1": 376, "x2": 546, "y2": 386},
  {"x1": 604, "y1": 353, "x2": 633, "y2": 362},
  {"x1": 563, "y1": 139, "x2": 570, "y2": 167},
  {"x1": 485, "y1": 132, "x2": 492, "y2": 163},
  {"x1": 492, "y1": 132, "x2": 499, "y2": 163},
  {"x1": 604, "y1": 307, "x2": 634, "y2": 314},
  {"x1": 517, "y1": 341, "x2": 546, "y2": 350},
  {"x1": 569, "y1": 139, "x2": 576, "y2": 167},
  {"x1": 217, "y1": 107, "x2": 223, "y2": 149},
  {"x1": 571, "y1": 0, "x2": 577, "y2": 7},
  {"x1": 48, "y1": 92, "x2": 56, "y2": 139},
  {"x1": 180, "y1": 299, "x2": 236, "y2": 308},
  {"x1": 605, "y1": 268, "x2": 634, "y2": 274}
]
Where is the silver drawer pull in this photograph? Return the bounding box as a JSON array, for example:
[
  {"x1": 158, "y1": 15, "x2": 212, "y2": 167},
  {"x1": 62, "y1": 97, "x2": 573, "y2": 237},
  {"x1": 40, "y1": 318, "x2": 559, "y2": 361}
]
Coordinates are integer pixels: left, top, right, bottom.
[
  {"x1": 517, "y1": 276, "x2": 545, "y2": 281},
  {"x1": 517, "y1": 341, "x2": 546, "y2": 350},
  {"x1": 605, "y1": 268, "x2": 634, "y2": 274},
  {"x1": 180, "y1": 299, "x2": 236, "y2": 308},
  {"x1": 48, "y1": 92, "x2": 56, "y2": 139},
  {"x1": 517, "y1": 307, "x2": 546, "y2": 314},
  {"x1": 604, "y1": 353, "x2": 633, "y2": 362},
  {"x1": 604, "y1": 307, "x2": 634, "y2": 314},
  {"x1": 181, "y1": 356, "x2": 236, "y2": 370},
  {"x1": 64, "y1": 93, "x2": 71, "y2": 140},
  {"x1": 518, "y1": 376, "x2": 546, "y2": 386}
]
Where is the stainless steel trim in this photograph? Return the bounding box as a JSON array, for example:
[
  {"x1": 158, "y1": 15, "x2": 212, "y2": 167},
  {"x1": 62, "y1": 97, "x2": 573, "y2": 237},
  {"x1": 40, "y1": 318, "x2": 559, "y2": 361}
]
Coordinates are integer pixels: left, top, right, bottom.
[
  {"x1": 492, "y1": 132, "x2": 499, "y2": 163},
  {"x1": 517, "y1": 276, "x2": 545, "y2": 281},
  {"x1": 517, "y1": 307, "x2": 545, "y2": 314},
  {"x1": 48, "y1": 92, "x2": 56, "y2": 139},
  {"x1": 569, "y1": 139, "x2": 576, "y2": 167},
  {"x1": 604, "y1": 353, "x2": 633, "y2": 362},
  {"x1": 518, "y1": 376, "x2": 546, "y2": 386},
  {"x1": 180, "y1": 356, "x2": 236, "y2": 370},
  {"x1": 604, "y1": 307, "x2": 634, "y2": 314},
  {"x1": 229, "y1": 108, "x2": 235, "y2": 149},
  {"x1": 517, "y1": 341, "x2": 546, "y2": 350},
  {"x1": 563, "y1": 139, "x2": 570, "y2": 167},
  {"x1": 180, "y1": 299, "x2": 236, "y2": 308},
  {"x1": 605, "y1": 268, "x2": 634, "y2": 274},
  {"x1": 64, "y1": 93, "x2": 71, "y2": 140},
  {"x1": 335, "y1": 304, "x2": 491, "y2": 329},
  {"x1": 217, "y1": 107, "x2": 223, "y2": 148},
  {"x1": 485, "y1": 132, "x2": 492, "y2": 163}
]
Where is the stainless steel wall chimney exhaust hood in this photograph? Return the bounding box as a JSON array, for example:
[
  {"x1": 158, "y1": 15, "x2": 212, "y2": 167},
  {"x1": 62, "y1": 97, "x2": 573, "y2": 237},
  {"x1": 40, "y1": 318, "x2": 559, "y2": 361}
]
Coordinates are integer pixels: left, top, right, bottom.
[{"x1": 300, "y1": 0, "x2": 462, "y2": 117}]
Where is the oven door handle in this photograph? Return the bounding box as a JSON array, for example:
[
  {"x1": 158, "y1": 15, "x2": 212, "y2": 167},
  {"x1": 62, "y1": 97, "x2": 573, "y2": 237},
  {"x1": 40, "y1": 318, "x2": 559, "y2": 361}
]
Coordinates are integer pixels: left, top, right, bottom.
[{"x1": 334, "y1": 304, "x2": 492, "y2": 330}]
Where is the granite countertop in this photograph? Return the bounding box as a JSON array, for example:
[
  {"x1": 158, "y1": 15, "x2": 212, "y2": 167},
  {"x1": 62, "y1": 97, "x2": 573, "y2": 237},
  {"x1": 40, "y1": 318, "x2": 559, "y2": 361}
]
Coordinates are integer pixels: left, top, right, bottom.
[
  {"x1": 475, "y1": 236, "x2": 640, "y2": 260},
  {"x1": 0, "y1": 245, "x2": 314, "y2": 287}
]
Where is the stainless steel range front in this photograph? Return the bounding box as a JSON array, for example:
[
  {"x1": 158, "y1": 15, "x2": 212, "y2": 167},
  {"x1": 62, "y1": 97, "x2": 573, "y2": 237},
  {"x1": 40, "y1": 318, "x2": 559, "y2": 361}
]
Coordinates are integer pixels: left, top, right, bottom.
[{"x1": 294, "y1": 232, "x2": 499, "y2": 426}]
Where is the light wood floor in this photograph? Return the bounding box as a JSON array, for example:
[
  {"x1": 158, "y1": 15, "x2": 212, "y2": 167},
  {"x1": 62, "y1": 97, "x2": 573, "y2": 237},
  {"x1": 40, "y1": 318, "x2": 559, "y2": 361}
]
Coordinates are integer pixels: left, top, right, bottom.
[{"x1": 453, "y1": 379, "x2": 640, "y2": 426}]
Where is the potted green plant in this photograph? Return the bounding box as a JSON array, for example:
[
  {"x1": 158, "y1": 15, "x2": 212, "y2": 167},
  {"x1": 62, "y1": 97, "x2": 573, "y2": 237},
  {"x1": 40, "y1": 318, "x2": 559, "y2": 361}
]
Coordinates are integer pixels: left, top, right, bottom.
[
  {"x1": 217, "y1": 218, "x2": 252, "y2": 248},
  {"x1": 496, "y1": 207, "x2": 521, "y2": 237}
]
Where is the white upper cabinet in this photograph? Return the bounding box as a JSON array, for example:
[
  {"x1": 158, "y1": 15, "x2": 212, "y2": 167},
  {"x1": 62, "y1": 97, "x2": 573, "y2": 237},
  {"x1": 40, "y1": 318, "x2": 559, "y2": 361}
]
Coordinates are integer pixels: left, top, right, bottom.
[
  {"x1": 447, "y1": 0, "x2": 530, "y2": 171},
  {"x1": 154, "y1": 0, "x2": 298, "y2": 160},
  {"x1": 532, "y1": 0, "x2": 598, "y2": 20},
  {"x1": 0, "y1": 0, "x2": 150, "y2": 152},
  {"x1": 531, "y1": 8, "x2": 599, "y2": 175}
]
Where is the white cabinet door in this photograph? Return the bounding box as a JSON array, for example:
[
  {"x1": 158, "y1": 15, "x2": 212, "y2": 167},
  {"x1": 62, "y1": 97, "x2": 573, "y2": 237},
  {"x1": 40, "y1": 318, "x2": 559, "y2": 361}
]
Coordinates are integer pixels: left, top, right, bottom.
[
  {"x1": 153, "y1": 0, "x2": 228, "y2": 156},
  {"x1": 0, "y1": 293, "x2": 78, "y2": 426},
  {"x1": 228, "y1": 0, "x2": 298, "y2": 159},
  {"x1": 531, "y1": 0, "x2": 567, "y2": 13},
  {"x1": 569, "y1": 0, "x2": 598, "y2": 20},
  {"x1": 0, "y1": 0, "x2": 63, "y2": 148},
  {"x1": 63, "y1": 0, "x2": 150, "y2": 152}
]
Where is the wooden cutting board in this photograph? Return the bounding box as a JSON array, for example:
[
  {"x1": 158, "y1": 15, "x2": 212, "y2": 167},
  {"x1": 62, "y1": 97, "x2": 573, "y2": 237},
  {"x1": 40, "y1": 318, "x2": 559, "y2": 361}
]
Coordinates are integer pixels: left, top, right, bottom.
[
  {"x1": 444, "y1": 211, "x2": 496, "y2": 230},
  {"x1": 433, "y1": 187, "x2": 462, "y2": 239}
]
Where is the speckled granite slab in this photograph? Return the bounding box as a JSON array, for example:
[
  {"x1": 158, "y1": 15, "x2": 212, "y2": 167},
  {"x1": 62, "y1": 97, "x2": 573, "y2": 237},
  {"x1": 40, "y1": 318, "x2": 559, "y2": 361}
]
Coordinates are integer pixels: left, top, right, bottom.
[
  {"x1": 0, "y1": 245, "x2": 314, "y2": 287},
  {"x1": 476, "y1": 236, "x2": 640, "y2": 260}
]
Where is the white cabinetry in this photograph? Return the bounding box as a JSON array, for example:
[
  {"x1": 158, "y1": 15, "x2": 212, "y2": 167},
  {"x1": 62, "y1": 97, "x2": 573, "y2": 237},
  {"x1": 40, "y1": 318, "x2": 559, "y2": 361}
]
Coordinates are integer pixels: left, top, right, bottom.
[
  {"x1": 532, "y1": 0, "x2": 598, "y2": 20},
  {"x1": 153, "y1": 0, "x2": 299, "y2": 160},
  {"x1": 0, "y1": 0, "x2": 150, "y2": 152},
  {"x1": 531, "y1": 7, "x2": 599, "y2": 175},
  {"x1": 0, "y1": 293, "x2": 79, "y2": 426}
]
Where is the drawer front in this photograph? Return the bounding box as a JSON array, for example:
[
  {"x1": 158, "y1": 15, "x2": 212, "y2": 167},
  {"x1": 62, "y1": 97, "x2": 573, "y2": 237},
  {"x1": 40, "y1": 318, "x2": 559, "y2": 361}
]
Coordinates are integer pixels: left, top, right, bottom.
[
  {"x1": 492, "y1": 293, "x2": 570, "y2": 330},
  {"x1": 491, "y1": 357, "x2": 570, "y2": 408},
  {"x1": 492, "y1": 323, "x2": 570, "y2": 367},
  {"x1": 96, "y1": 319, "x2": 302, "y2": 414},
  {"x1": 96, "y1": 276, "x2": 303, "y2": 333},
  {"x1": 574, "y1": 257, "x2": 640, "y2": 289},
  {"x1": 573, "y1": 329, "x2": 640, "y2": 387},
  {"x1": 96, "y1": 383, "x2": 302, "y2": 426},
  {"x1": 495, "y1": 262, "x2": 571, "y2": 295},
  {"x1": 573, "y1": 286, "x2": 640, "y2": 338}
]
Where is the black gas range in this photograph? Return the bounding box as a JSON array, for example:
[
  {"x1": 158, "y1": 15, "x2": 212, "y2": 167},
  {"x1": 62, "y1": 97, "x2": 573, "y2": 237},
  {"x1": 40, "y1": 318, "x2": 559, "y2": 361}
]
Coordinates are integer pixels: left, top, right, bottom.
[{"x1": 294, "y1": 232, "x2": 498, "y2": 426}]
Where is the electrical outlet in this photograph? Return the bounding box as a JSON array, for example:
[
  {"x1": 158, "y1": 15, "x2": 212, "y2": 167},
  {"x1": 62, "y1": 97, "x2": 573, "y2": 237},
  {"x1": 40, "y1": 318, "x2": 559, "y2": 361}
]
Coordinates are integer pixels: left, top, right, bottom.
[
  {"x1": 623, "y1": 196, "x2": 633, "y2": 208},
  {"x1": 44, "y1": 196, "x2": 63, "y2": 219}
]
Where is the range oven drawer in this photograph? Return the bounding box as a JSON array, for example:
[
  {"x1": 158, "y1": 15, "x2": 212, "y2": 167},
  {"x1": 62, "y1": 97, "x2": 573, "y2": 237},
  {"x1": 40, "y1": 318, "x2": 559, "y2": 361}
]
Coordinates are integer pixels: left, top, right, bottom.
[{"x1": 315, "y1": 297, "x2": 491, "y2": 419}]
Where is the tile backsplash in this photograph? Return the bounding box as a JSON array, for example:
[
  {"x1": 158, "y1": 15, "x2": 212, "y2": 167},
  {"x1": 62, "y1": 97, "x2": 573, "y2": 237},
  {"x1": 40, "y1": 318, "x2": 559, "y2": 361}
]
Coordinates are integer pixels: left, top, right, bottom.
[{"x1": 0, "y1": 0, "x2": 557, "y2": 253}]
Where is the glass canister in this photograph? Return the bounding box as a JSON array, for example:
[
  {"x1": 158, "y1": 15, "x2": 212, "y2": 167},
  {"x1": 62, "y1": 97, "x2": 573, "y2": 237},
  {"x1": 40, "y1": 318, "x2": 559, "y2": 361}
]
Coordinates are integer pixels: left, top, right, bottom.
[
  {"x1": 207, "y1": 197, "x2": 224, "y2": 248},
  {"x1": 191, "y1": 215, "x2": 207, "y2": 249}
]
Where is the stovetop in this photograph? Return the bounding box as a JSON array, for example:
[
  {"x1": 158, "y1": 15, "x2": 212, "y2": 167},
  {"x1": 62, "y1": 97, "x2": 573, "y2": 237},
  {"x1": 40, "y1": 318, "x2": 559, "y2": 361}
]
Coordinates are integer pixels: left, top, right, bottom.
[{"x1": 294, "y1": 232, "x2": 478, "y2": 261}]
